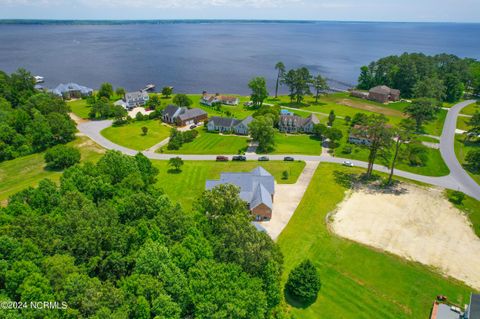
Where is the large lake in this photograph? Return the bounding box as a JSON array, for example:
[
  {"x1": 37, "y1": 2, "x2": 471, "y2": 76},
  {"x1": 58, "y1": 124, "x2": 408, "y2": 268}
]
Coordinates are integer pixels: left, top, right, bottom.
[{"x1": 0, "y1": 21, "x2": 479, "y2": 94}]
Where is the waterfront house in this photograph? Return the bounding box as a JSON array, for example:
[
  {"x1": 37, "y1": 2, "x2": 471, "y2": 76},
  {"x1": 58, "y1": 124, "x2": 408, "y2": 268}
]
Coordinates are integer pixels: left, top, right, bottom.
[
  {"x1": 125, "y1": 91, "x2": 149, "y2": 109},
  {"x1": 201, "y1": 92, "x2": 239, "y2": 106},
  {"x1": 51, "y1": 83, "x2": 93, "y2": 100},
  {"x1": 162, "y1": 104, "x2": 208, "y2": 126},
  {"x1": 350, "y1": 85, "x2": 400, "y2": 103},
  {"x1": 278, "y1": 114, "x2": 319, "y2": 133},
  {"x1": 207, "y1": 116, "x2": 253, "y2": 135},
  {"x1": 368, "y1": 85, "x2": 400, "y2": 103},
  {"x1": 205, "y1": 167, "x2": 275, "y2": 221}
]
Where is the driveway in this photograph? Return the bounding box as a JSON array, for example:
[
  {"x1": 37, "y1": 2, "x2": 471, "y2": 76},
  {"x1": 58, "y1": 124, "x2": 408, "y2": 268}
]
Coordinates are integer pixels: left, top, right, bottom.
[{"x1": 259, "y1": 161, "x2": 319, "y2": 240}]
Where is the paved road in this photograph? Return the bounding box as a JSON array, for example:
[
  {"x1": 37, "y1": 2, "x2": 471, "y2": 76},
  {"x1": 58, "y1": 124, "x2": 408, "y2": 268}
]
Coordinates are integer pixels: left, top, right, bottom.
[
  {"x1": 76, "y1": 101, "x2": 480, "y2": 200},
  {"x1": 439, "y1": 100, "x2": 480, "y2": 200}
]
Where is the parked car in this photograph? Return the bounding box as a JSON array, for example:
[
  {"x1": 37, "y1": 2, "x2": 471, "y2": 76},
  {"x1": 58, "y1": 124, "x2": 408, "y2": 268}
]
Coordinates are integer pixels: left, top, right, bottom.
[
  {"x1": 216, "y1": 156, "x2": 229, "y2": 162},
  {"x1": 258, "y1": 156, "x2": 269, "y2": 161},
  {"x1": 284, "y1": 156, "x2": 294, "y2": 161},
  {"x1": 189, "y1": 124, "x2": 197, "y2": 129},
  {"x1": 343, "y1": 160, "x2": 354, "y2": 167},
  {"x1": 244, "y1": 101, "x2": 253, "y2": 107},
  {"x1": 232, "y1": 155, "x2": 247, "y2": 161}
]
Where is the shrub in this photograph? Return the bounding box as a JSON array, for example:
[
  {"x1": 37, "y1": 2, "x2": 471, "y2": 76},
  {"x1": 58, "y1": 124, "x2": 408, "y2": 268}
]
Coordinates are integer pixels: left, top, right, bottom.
[
  {"x1": 465, "y1": 149, "x2": 480, "y2": 171},
  {"x1": 282, "y1": 170, "x2": 289, "y2": 180},
  {"x1": 342, "y1": 146, "x2": 352, "y2": 154},
  {"x1": 44, "y1": 145, "x2": 80, "y2": 170},
  {"x1": 113, "y1": 118, "x2": 128, "y2": 126},
  {"x1": 406, "y1": 143, "x2": 428, "y2": 166},
  {"x1": 135, "y1": 112, "x2": 146, "y2": 121},
  {"x1": 285, "y1": 260, "x2": 321, "y2": 304},
  {"x1": 449, "y1": 190, "x2": 466, "y2": 205},
  {"x1": 141, "y1": 127, "x2": 148, "y2": 136},
  {"x1": 148, "y1": 109, "x2": 163, "y2": 120}
]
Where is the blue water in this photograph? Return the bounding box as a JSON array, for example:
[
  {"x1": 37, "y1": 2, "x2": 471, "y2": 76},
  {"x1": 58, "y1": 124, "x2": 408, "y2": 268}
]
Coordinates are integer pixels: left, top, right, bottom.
[{"x1": 0, "y1": 21, "x2": 479, "y2": 94}]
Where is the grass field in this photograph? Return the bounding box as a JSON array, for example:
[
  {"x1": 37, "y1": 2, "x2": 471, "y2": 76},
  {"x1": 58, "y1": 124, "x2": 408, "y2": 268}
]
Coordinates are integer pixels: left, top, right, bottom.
[
  {"x1": 457, "y1": 116, "x2": 472, "y2": 131},
  {"x1": 68, "y1": 99, "x2": 91, "y2": 119},
  {"x1": 446, "y1": 190, "x2": 480, "y2": 238},
  {"x1": 101, "y1": 120, "x2": 171, "y2": 151},
  {"x1": 153, "y1": 160, "x2": 306, "y2": 210},
  {"x1": 454, "y1": 135, "x2": 480, "y2": 185},
  {"x1": 459, "y1": 102, "x2": 479, "y2": 116},
  {"x1": 423, "y1": 109, "x2": 447, "y2": 136},
  {"x1": 0, "y1": 136, "x2": 105, "y2": 202},
  {"x1": 270, "y1": 133, "x2": 322, "y2": 155},
  {"x1": 332, "y1": 122, "x2": 449, "y2": 177},
  {"x1": 277, "y1": 163, "x2": 473, "y2": 319},
  {"x1": 161, "y1": 130, "x2": 250, "y2": 154}
]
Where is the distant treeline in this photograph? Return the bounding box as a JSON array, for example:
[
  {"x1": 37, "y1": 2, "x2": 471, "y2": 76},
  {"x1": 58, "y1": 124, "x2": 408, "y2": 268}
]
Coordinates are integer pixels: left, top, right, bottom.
[
  {"x1": 357, "y1": 53, "x2": 480, "y2": 102},
  {"x1": 0, "y1": 19, "x2": 317, "y2": 25}
]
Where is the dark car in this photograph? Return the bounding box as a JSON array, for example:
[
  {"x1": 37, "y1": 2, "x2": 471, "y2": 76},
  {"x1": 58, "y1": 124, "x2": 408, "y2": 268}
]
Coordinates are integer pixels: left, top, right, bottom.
[
  {"x1": 189, "y1": 125, "x2": 197, "y2": 129},
  {"x1": 284, "y1": 156, "x2": 295, "y2": 161},
  {"x1": 216, "y1": 156, "x2": 229, "y2": 162},
  {"x1": 232, "y1": 155, "x2": 247, "y2": 161},
  {"x1": 258, "y1": 156, "x2": 269, "y2": 161}
]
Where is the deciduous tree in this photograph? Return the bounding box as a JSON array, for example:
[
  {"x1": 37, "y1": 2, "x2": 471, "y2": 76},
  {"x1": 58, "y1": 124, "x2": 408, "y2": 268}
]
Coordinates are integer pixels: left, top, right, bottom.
[{"x1": 248, "y1": 77, "x2": 269, "y2": 108}]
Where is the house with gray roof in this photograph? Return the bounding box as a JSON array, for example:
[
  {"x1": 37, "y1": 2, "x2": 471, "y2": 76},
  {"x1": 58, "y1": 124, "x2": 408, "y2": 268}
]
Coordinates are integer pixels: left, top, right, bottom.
[
  {"x1": 205, "y1": 167, "x2": 275, "y2": 221},
  {"x1": 124, "y1": 91, "x2": 149, "y2": 110},
  {"x1": 51, "y1": 83, "x2": 93, "y2": 100},
  {"x1": 162, "y1": 104, "x2": 208, "y2": 126},
  {"x1": 207, "y1": 115, "x2": 253, "y2": 135},
  {"x1": 278, "y1": 114, "x2": 319, "y2": 133}
]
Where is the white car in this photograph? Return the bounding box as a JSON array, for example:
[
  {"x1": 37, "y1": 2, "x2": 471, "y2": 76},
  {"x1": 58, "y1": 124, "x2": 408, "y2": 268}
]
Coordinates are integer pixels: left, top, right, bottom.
[{"x1": 343, "y1": 160, "x2": 354, "y2": 167}]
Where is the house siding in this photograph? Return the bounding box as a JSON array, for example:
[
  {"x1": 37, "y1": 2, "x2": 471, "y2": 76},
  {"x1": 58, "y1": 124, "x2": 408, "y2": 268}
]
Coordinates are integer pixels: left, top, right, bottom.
[{"x1": 252, "y1": 203, "x2": 272, "y2": 221}]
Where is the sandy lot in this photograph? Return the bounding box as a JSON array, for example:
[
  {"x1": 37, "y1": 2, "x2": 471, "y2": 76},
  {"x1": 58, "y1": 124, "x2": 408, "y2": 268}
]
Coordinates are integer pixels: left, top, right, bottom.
[
  {"x1": 340, "y1": 98, "x2": 406, "y2": 118},
  {"x1": 331, "y1": 184, "x2": 480, "y2": 290}
]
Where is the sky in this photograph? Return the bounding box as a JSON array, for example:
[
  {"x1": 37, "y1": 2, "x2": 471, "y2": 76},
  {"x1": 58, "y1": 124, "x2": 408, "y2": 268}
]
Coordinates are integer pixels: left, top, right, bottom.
[{"x1": 0, "y1": 0, "x2": 479, "y2": 23}]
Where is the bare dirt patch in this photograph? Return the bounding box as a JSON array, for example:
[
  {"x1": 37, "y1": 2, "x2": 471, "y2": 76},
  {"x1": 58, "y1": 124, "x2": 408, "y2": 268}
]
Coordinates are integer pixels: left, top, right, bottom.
[
  {"x1": 330, "y1": 183, "x2": 480, "y2": 289},
  {"x1": 339, "y1": 98, "x2": 406, "y2": 118}
]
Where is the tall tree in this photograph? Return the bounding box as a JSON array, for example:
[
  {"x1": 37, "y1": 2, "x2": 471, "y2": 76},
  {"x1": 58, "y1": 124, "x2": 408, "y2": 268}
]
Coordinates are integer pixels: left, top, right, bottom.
[
  {"x1": 328, "y1": 110, "x2": 336, "y2": 127},
  {"x1": 412, "y1": 77, "x2": 445, "y2": 101},
  {"x1": 283, "y1": 68, "x2": 312, "y2": 104},
  {"x1": 162, "y1": 86, "x2": 173, "y2": 98},
  {"x1": 357, "y1": 65, "x2": 374, "y2": 90},
  {"x1": 173, "y1": 94, "x2": 192, "y2": 107},
  {"x1": 274, "y1": 62, "x2": 286, "y2": 99},
  {"x1": 444, "y1": 74, "x2": 465, "y2": 103},
  {"x1": 352, "y1": 114, "x2": 393, "y2": 178},
  {"x1": 98, "y1": 82, "x2": 113, "y2": 99},
  {"x1": 387, "y1": 119, "x2": 415, "y2": 185},
  {"x1": 248, "y1": 77, "x2": 269, "y2": 108},
  {"x1": 115, "y1": 87, "x2": 126, "y2": 97},
  {"x1": 466, "y1": 111, "x2": 480, "y2": 141},
  {"x1": 404, "y1": 98, "x2": 439, "y2": 131},
  {"x1": 248, "y1": 115, "x2": 275, "y2": 152},
  {"x1": 312, "y1": 74, "x2": 329, "y2": 103}
]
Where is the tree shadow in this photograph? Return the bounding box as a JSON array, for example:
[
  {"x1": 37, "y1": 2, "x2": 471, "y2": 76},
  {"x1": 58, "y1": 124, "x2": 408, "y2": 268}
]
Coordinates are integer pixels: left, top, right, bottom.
[
  {"x1": 284, "y1": 290, "x2": 319, "y2": 309},
  {"x1": 333, "y1": 170, "x2": 358, "y2": 188},
  {"x1": 167, "y1": 168, "x2": 182, "y2": 174}
]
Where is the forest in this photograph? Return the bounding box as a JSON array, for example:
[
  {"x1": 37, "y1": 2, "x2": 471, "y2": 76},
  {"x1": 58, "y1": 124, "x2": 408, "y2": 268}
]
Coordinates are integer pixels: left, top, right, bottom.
[
  {"x1": 0, "y1": 150, "x2": 287, "y2": 318},
  {"x1": 0, "y1": 69, "x2": 76, "y2": 162},
  {"x1": 357, "y1": 53, "x2": 480, "y2": 101}
]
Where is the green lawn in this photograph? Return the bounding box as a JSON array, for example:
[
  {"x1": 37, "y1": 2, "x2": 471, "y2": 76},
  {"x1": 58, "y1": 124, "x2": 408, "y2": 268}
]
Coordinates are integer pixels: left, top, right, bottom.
[
  {"x1": 101, "y1": 120, "x2": 172, "y2": 151},
  {"x1": 68, "y1": 99, "x2": 91, "y2": 119},
  {"x1": 0, "y1": 136, "x2": 105, "y2": 202},
  {"x1": 459, "y1": 102, "x2": 479, "y2": 116},
  {"x1": 446, "y1": 190, "x2": 480, "y2": 238},
  {"x1": 457, "y1": 116, "x2": 471, "y2": 131},
  {"x1": 153, "y1": 161, "x2": 306, "y2": 210},
  {"x1": 333, "y1": 122, "x2": 449, "y2": 177},
  {"x1": 268, "y1": 93, "x2": 408, "y2": 125},
  {"x1": 454, "y1": 135, "x2": 480, "y2": 185},
  {"x1": 423, "y1": 109, "x2": 447, "y2": 136},
  {"x1": 277, "y1": 163, "x2": 473, "y2": 319},
  {"x1": 270, "y1": 133, "x2": 322, "y2": 155},
  {"x1": 161, "y1": 129, "x2": 250, "y2": 155}
]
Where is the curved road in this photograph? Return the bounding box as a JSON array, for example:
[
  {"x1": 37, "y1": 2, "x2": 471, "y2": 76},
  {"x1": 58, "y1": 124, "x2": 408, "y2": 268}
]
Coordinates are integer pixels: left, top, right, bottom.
[{"x1": 76, "y1": 100, "x2": 480, "y2": 200}]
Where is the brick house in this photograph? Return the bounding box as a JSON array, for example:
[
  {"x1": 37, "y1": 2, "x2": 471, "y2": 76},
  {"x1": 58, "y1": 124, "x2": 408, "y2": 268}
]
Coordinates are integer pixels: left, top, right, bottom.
[
  {"x1": 368, "y1": 85, "x2": 400, "y2": 103},
  {"x1": 205, "y1": 167, "x2": 275, "y2": 221},
  {"x1": 201, "y1": 92, "x2": 239, "y2": 106},
  {"x1": 162, "y1": 104, "x2": 208, "y2": 126}
]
